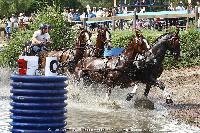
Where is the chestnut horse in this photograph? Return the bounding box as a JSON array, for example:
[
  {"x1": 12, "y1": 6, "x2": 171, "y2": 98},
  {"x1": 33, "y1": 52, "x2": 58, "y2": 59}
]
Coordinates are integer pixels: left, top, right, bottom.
[
  {"x1": 126, "y1": 29, "x2": 181, "y2": 104},
  {"x1": 39, "y1": 30, "x2": 92, "y2": 74},
  {"x1": 84, "y1": 28, "x2": 111, "y2": 58},
  {"x1": 74, "y1": 32, "x2": 149, "y2": 100}
]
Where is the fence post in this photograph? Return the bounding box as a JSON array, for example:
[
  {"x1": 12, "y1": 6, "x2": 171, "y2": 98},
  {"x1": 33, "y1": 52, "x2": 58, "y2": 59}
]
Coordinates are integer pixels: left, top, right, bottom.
[
  {"x1": 83, "y1": 18, "x2": 87, "y2": 29},
  {"x1": 132, "y1": 9, "x2": 137, "y2": 31},
  {"x1": 112, "y1": 9, "x2": 116, "y2": 31},
  {"x1": 186, "y1": 8, "x2": 190, "y2": 30},
  {"x1": 195, "y1": 6, "x2": 199, "y2": 28}
]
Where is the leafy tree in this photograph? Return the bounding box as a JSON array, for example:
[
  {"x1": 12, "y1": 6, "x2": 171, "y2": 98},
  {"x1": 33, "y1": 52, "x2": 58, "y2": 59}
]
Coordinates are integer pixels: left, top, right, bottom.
[
  {"x1": 0, "y1": 5, "x2": 78, "y2": 67},
  {"x1": 0, "y1": 0, "x2": 34, "y2": 16},
  {"x1": 79, "y1": 0, "x2": 113, "y2": 8}
]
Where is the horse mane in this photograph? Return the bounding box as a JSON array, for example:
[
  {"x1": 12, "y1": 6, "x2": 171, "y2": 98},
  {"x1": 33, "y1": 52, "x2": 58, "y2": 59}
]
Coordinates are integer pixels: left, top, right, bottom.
[{"x1": 152, "y1": 32, "x2": 173, "y2": 45}]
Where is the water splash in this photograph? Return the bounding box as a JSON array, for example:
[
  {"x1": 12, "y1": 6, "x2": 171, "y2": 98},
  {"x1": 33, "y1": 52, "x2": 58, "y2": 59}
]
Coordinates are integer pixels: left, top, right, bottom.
[{"x1": 0, "y1": 67, "x2": 199, "y2": 132}]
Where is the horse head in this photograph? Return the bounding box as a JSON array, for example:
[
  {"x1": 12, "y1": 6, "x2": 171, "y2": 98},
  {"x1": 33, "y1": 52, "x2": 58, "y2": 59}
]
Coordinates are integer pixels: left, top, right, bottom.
[
  {"x1": 75, "y1": 30, "x2": 92, "y2": 48},
  {"x1": 124, "y1": 32, "x2": 149, "y2": 60},
  {"x1": 150, "y1": 30, "x2": 181, "y2": 63},
  {"x1": 95, "y1": 28, "x2": 112, "y2": 57},
  {"x1": 167, "y1": 29, "x2": 181, "y2": 60}
]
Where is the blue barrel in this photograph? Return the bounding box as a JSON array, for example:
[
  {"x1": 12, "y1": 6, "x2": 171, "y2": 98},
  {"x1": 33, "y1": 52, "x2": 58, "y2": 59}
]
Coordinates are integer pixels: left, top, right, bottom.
[{"x1": 10, "y1": 75, "x2": 68, "y2": 133}]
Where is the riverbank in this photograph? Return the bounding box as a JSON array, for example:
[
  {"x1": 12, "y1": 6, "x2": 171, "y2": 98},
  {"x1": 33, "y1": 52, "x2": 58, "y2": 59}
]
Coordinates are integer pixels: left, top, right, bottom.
[{"x1": 160, "y1": 66, "x2": 200, "y2": 128}]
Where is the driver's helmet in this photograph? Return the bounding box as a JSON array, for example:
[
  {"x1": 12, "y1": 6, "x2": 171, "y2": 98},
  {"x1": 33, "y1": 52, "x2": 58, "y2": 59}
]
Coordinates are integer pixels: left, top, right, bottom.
[{"x1": 39, "y1": 23, "x2": 49, "y2": 30}]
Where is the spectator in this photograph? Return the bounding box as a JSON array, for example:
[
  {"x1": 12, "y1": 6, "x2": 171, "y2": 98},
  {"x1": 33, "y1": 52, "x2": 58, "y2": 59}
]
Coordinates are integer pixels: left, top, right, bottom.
[
  {"x1": 169, "y1": 2, "x2": 175, "y2": 11},
  {"x1": 18, "y1": 13, "x2": 24, "y2": 29},
  {"x1": 86, "y1": 5, "x2": 91, "y2": 14},
  {"x1": 68, "y1": 9, "x2": 74, "y2": 22},
  {"x1": 0, "y1": 16, "x2": 6, "y2": 43},
  {"x1": 141, "y1": 0, "x2": 147, "y2": 5},
  {"x1": 5, "y1": 17, "x2": 11, "y2": 43},
  {"x1": 135, "y1": 0, "x2": 140, "y2": 5},
  {"x1": 88, "y1": 10, "x2": 96, "y2": 18},
  {"x1": 13, "y1": 16, "x2": 19, "y2": 32},
  {"x1": 88, "y1": 10, "x2": 97, "y2": 31},
  {"x1": 197, "y1": 1, "x2": 200, "y2": 14},
  {"x1": 62, "y1": 8, "x2": 69, "y2": 22},
  {"x1": 103, "y1": 8, "x2": 108, "y2": 17},
  {"x1": 73, "y1": 9, "x2": 81, "y2": 21},
  {"x1": 23, "y1": 14, "x2": 29, "y2": 27},
  {"x1": 122, "y1": 7, "x2": 128, "y2": 14},
  {"x1": 96, "y1": 7, "x2": 104, "y2": 17},
  {"x1": 92, "y1": 7, "x2": 97, "y2": 15},
  {"x1": 140, "y1": 7, "x2": 145, "y2": 13},
  {"x1": 80, "y1": 11, "x2": 87, "y2": 19},
  {"x1": 10, "y1": 14, "x2": 15, "y2": 28},
  {"x1": 29, "y1": 13, "x2": 35, "y2": 24},
  {"x1": 107, "y1": 8, "x2": 113, "y2": 17},
  {"x1": 176, "y1": 1, "x2": 185, "y2": 11}
]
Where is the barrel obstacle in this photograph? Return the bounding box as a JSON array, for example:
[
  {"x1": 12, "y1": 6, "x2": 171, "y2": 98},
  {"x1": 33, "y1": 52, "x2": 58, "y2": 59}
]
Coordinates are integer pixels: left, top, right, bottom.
[{"x1": 10, "y1": 56, "x2": 68, "y2": 133}]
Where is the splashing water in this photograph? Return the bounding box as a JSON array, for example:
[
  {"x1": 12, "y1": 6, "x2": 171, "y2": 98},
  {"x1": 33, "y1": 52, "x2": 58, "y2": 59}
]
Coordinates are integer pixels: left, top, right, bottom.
[{"x1": 0, "y1": 67, "x2": 199, "y2": 132}]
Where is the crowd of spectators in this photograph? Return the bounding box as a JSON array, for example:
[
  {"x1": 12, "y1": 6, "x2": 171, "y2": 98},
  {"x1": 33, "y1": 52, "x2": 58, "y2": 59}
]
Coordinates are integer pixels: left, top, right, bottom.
[
  {"x1": 60, "y1": 1, "x2": 199, "y2": 31},
  {"x1": 61, "y1": 6, "x2": 114, "y2": 22},
  {"x1": 0, "y1": 13, "x2": 35, "y2": 44}
]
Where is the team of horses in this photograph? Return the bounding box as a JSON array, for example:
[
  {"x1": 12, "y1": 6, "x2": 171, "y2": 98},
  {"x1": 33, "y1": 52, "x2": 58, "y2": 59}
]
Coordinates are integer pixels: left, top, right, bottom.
[{"x1": 24, "y1": 28, "x2": 181, "y2": 104}]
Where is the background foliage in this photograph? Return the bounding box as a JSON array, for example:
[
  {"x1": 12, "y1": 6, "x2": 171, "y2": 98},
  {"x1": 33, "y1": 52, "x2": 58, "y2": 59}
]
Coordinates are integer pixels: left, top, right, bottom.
[
  {"x1": 0, "y1": 5, "x2": 78, "y2": 67},
  {"x1": 1, "y1": 0, "x2": 199, "y2": 17},
  {"x1": 111, "y1": 28, "x2": 200, "y2": 69}
]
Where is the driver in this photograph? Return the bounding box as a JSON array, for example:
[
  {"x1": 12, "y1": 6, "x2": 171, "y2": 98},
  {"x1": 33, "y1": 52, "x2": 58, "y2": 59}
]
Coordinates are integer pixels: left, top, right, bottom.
[{"x1": 31, "y1": 23, "x2": 51, "y2": 54}]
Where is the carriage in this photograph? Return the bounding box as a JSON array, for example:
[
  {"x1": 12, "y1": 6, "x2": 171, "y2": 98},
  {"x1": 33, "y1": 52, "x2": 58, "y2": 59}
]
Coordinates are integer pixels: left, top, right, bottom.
[{"x1": 21, "y1": 28, "x2": 181, "y2": 104}]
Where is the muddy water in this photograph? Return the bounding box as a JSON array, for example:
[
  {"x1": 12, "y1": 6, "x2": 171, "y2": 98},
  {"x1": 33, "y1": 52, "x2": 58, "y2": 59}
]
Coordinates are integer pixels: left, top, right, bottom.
[{"x1": 0, "y1": 68, "x2": 200, "y2": 132}]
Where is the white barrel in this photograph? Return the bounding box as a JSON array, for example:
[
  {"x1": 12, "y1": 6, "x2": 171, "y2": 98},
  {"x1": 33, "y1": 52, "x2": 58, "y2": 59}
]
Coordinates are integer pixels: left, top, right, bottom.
[
  {"x1": 45, "y1": 57, "x2": 58, "y2": 76},
  {"x1": 19, "y1": 56, "x2": 39, "y2": 75}
]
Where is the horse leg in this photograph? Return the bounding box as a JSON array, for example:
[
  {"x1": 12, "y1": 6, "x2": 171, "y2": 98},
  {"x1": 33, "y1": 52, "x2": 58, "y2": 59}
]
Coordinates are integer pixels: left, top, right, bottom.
[
  {"x1": 126, "y1": 83, "x2": 138, "y2": 101},
  {"x1": 144, "y1": 83, "x2": 151, "y2": 97},
  {"x1": 154, "y1": 80, "x2": 173, "y2": 104},
  {"x1": 74, "y1": 68, "x2": 82, "y2": 80},
  {"x1": 105, "y1": 87, "x2": 112, "y2": 101}
]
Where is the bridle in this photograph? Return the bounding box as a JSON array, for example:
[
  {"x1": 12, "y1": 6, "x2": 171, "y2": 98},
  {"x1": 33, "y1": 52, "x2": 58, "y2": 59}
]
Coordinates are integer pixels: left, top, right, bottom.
[{"x1": 76, "y1": 30, "x2": 92, "y2": 49}]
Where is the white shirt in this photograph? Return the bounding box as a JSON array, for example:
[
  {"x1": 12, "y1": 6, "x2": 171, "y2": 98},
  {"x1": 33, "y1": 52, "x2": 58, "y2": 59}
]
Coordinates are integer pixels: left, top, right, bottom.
[
  {"x1": 176, "y1": 6, "x2": 185, "y2": 11},
  {"x1": 18, "y1": 16, "x2": 24, "y2": 23},
  {"x1": 62, "y1": 12, "x2": 68, "y2": 21},
  {"x1": 96, "y1": 10, "x2": 104, "y2": 17},
  {"x1": 198, "y1": 7, "x2": 200, "y2": 13},
  {"x1": 198, "y1": 19, "x2": 200, "y2": 28},
  {"x1": 68, "y1": 13, "x2": 74, "y2": 22},
  {"x1": 23, "y1": 16, "x2": 29, "y2": 23},
  {"x1": 6, "y1": 21, "x2": 11, "y2": 27},
  {"x1": 10, "y1": 17, "x2": 15, "y2": 23},
  {"x1": 32, "y1": 30, "x2": 50, "y2": 44}
]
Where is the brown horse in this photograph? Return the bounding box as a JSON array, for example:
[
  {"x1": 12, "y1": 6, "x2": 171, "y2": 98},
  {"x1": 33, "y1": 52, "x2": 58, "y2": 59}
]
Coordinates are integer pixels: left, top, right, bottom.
[
  {"x1": 39, "y1": 30, "x2": 92, "y2": 74},
  {"x1": 84, "y1": 28, "x2": 111, "y2": 58},
  {"x1": 74, "y1": 32, "x2": 149, "y2": 100}
]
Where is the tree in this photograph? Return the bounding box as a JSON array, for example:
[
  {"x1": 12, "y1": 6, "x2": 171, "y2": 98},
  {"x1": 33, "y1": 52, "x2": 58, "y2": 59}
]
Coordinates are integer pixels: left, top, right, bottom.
[{"x1": 0, "y1": 0, "x2": 34, "y2": 16}]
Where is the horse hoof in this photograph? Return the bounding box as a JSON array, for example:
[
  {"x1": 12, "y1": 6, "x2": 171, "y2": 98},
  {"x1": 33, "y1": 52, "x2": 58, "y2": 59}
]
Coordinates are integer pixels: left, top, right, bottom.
[
  {"x1": 126, "y1": 93, "x2": 134, "y2": 101},
  {"x1": 166, "y1": 98, "x2": 173, "y2": 104}
]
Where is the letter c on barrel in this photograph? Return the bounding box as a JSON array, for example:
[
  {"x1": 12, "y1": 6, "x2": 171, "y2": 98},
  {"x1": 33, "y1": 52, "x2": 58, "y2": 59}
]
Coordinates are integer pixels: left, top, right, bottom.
[
  {"x1": 50, "y1": 60, "x2": 58, "y2": 73},
  {"x1": 45, "y1": 57, "x2": 58, "y2": 76}
]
